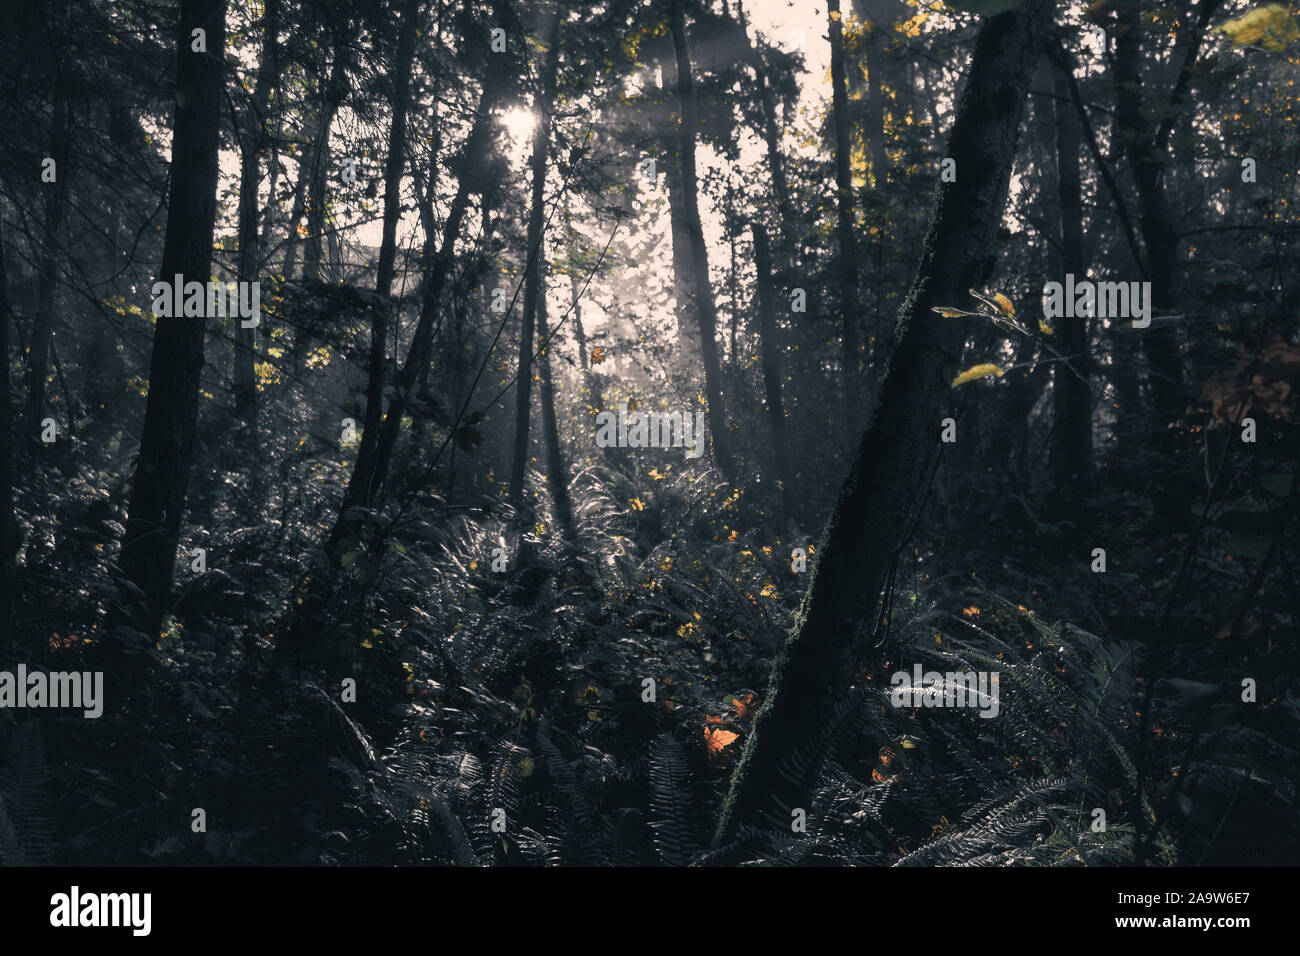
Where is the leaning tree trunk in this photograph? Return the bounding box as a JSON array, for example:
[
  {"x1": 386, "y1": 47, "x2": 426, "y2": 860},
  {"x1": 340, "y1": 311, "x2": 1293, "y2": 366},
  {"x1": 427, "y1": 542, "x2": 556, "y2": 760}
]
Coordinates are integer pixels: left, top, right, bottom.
[
  {"x1": 115, "y1": 0, "x2": 226, "y2": 642},
  {"x1": 279, "y1": 70, "x2": 511, "y2": 660},
  {"x1": 509, "y1": 2, "x2": 562, "y2": 512},
  {"x1": 669, "y1": 0, "x2": 734, "y2": 481},
  {"x1": 712, "y1": 0, "x2": 1055, "y2": 854}
]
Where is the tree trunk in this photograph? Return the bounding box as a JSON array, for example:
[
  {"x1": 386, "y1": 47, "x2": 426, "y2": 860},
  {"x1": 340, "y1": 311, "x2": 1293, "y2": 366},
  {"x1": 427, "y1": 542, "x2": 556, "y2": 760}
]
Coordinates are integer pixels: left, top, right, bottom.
[
  {"x1": 712, "y1": 0, "x2": 1054, "y2": 853},
  {"x1": 23, "y1": 95, "x2": 70, "y2": 433},
  {"x1": 353, "y1": 0, "x2": 420, "y2": 510},
  {"x1": 669, "y1": 0, "x2": 734, "y2": 480},
  {"x1": 233, "y1": 0, "x2": 278, "y2": 427},
  {"x1": 652, "y1": 35, "x2": 700, "y2": 370},
  {"x1": 738, "y1": 2, "x2": 797, "y2": 263},
  {"x1": 828, "y1": 0, "x2": 862, "y2": 447},
  {"x1": 0, "y1": 227, "x2": 17, "y2": 650},
  {"x1": 752, "y1": 225, "x2": 796, "y2": 519},
  {"x1": 852, "y1": 0, "x2": 900, "y2": 188},
  {"x1": 1114, "y1": 0, "x2": 1220, "y2": 530},
  {"x1": 536, "y1": 289, "x2": 575, "y2": 537},
  {"x1": 1049, "y1": 67, "x2": 1091, "y2": 523},
  {"x1": 509, "y1": 3, "x2": 562, "y2": 511},
  {"x1": 115, "y1": 0, "x2": 227, "y2": 640},
  {"x1": 319, "y1": 70, "x2": 507, "y2": 559},
  {"x1": 302, "y1": 34, "x2": 350, "y2": 283}
]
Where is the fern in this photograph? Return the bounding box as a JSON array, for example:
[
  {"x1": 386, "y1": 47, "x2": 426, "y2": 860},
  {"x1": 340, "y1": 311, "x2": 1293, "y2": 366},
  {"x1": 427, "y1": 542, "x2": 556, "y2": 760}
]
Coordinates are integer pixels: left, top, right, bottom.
[{"x1": 0, "y1": 723, "x2": 55, "y2": 865}]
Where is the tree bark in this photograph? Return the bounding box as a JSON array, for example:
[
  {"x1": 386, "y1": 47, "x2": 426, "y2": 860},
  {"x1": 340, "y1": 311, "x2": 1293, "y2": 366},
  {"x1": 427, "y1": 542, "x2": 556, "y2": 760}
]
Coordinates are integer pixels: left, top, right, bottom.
[
  {"x1": 828, "y1": 0, "x2": 862, "y2": 447},
  {"x1": 712, "y1": 0, "x2": 1055, "y2": 853},
  {"x1": 352, "y1": 0, "x2": 420, "y2": 510},
  {"x1": 316, "y1": 68, "x2": 507, "y2": 568},
  {"x1": 0, "y1": 227, "x2": 17, "y2": 650},
  {"x1": 302, "y1": 17, "x2": 351, "y2": 282},
  {"x1": 653, "y1": 35, "x2": 700, "y2": 369},
  {"x1": 669, "y1": 0, "x2": 734, "y2": 481},
  {"x1": 536, "y1": 288, "x2": 575, "y2": 537},
  {"x1": 752, "y1": 225, "x2": 796, "y2": 519},
  {"x1": 509, "y1": 2, "x2": 562, "y2": 511},
  {"x1": 233, "y1": 0, "x2": 278, "y2": 427},
  {"x1": 116, "y1": 0, "x2": 227, "y2": 640},
  {"x1": 23, "y1": 95, "x2": 71, "y2": 433},
  {"x1": 1049, "y1": 67, "x2": 1091, "y2": 522}
]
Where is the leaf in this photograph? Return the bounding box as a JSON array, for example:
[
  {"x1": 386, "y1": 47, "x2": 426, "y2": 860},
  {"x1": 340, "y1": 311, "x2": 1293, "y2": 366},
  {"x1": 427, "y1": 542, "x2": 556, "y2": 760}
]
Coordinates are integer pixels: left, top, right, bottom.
[
  {"x1": 704, "y1": 728, "x2": 739, "y2": 760},
  {"x1": 993, "y1": 292, "x2": 1016, "y2": 318},
  {"x1": 728, "y1": 691, "x2": 757, "y2": 721},
  {"x1": 933, "y1": 307, "x2": 967, "y2": 318},
  {"x1": 1037, "y1": 318, "x2": 1055, "y2": 335},
  {"x1": 951, "y1": 364, "x2": 1004, "y2": 387},
  {"x1": 1215, "y1": 4, "x2": 1299, "y2": 52}
]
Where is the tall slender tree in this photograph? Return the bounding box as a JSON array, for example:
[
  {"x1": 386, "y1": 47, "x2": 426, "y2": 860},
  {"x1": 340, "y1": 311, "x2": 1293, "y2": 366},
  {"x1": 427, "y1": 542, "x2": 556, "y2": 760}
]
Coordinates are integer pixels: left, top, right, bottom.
[
  {"x1": 510, "y1": 1, "x2": 563, "y2": 512},
  {"x1": 115, "y1": 0, "x2": 227, "y2": 641},
  {"x1": 828, "y1": 0, "x2": 863, "y2": 447},
  {"x1": 669, "y1": 0, "x2": 734, "y2": 481},
  {"x1": 1050, "y1": 66, "x2": 1091, "y2": 523},
  {"x1": 351, "y1": 0, "x2": 422, "y2": 511}
]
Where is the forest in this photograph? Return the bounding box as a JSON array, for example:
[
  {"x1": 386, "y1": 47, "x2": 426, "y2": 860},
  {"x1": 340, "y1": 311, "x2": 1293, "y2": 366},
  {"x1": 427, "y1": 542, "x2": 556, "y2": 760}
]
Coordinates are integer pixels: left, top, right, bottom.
[{"x1": 0, "y1": 0, "x2": 1297, "y2": 870}]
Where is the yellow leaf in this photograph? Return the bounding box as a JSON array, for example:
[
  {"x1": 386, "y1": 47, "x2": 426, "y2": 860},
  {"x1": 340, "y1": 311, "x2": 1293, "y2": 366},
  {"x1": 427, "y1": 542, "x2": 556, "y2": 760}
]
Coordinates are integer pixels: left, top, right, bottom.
[
  {"x1": 932, "y1": 307, "x2": 967, "y2": 318},
  {"x1": 1038, "y1": 318, "x2": 1055, "y2": 335},
  {"x1": 951, "y1": 363, "x2": 1005, "y2": 387},
  {"x1": 1215, "y1": 4, "x2": 1299, "y2": 52},
  {"x1": 993, "y1": 292, "x2": 1016, "y2": 318}
]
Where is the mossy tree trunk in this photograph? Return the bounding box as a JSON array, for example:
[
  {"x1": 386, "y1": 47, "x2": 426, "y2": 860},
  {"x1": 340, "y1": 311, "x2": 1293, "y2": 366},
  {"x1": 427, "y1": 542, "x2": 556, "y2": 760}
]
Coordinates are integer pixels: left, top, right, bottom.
[{"x1": 712, "y1": 0, "x2": 1056, "y2": 853}]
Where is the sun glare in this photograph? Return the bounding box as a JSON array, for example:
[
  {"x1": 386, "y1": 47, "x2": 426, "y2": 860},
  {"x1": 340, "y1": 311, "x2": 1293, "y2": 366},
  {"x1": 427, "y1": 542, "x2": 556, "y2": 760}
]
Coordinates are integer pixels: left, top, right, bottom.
[{"x1": 499, "y1": 106, "x2": 538, "y2": 143}]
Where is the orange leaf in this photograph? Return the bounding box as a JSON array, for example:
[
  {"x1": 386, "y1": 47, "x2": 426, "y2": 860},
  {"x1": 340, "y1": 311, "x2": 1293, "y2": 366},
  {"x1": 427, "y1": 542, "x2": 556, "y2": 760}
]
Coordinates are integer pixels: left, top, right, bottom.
[
  {"x1": 704, "y1": 728, "x2": 739, "y2": 759},
  {"x1": 730, "y1": 691, "x2": 757, "y2": 721}
]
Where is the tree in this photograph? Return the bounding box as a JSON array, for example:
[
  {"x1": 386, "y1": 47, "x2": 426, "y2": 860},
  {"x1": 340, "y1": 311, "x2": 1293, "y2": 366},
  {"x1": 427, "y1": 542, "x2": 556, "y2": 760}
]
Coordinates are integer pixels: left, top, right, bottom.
[
  {"x1": 1049, "y1": 66, "x2": 1091, "y2": 522},
  {"x1": 232, "y1": 0, "x2": 279, "y2": 428},
  {"x1": 114, "y1": 0, "x2": 227, "y2": 642},
  {"x1": 669, "y1": 0, "x2": 734, "y2": 480},
  {"x1": 0, "y1": 227, "x2": 16, "y2": 650},
  {"x1": 510, "y1": 1, "x2": 563, "y2": 512},
  {"x1": 351, "y1": 0, "x2": 422, "y2": 511},
  {"x1": 22, "y1": 93, "x2": 71, "y2": 433},
  {"x1": 828, "y1": 0, "x2": 862, "y2": 445},
  {"x1": 713, "y1": 0, "x2": 1056, "y2": 853},
  {"x1": 752, "y1": 224, "x2": 796, "y2": 520}
]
